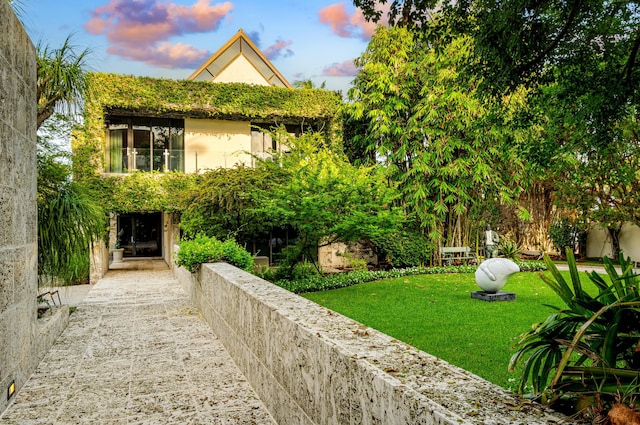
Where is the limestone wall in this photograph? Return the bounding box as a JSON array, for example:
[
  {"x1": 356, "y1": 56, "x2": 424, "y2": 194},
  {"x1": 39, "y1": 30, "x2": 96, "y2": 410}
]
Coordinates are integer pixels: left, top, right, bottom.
[
  {"x1": 0, "y1": 2, "x2": 38, "y2": 413},
  {"x1": 175, "y1": 262, "x2": 573, "y2": 424}
]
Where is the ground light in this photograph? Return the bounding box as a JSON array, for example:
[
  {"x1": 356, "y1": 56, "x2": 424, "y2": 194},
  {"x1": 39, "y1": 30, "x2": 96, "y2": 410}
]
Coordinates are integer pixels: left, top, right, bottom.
[{"x1": 7, "y1": 380, "x2": 15, "y2": 400}]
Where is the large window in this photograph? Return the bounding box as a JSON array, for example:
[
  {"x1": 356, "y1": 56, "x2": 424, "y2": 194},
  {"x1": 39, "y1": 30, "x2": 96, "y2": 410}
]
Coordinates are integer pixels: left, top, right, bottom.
[
  {"x1": 250, "y1": 123, "x2": 299, "y2": 166},
  {"x1": 106, "y1": 116, "x2": 184, "y2": 173}
]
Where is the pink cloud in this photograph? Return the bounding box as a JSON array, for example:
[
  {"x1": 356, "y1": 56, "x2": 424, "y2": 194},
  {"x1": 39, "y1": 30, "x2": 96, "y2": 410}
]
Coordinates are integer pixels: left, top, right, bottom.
[
  {"x1": 263, "y1": 39, "x2": 294, "y2": 61},
  {"x1": 318, "y1": 2, "x2": 387, "y2": 41},
  {"x1": 322, "y1": 59, "x2": 357, "y2": 77},
  {"x1": 85, "y1": 0, "x2": 233, "y2": 68}
]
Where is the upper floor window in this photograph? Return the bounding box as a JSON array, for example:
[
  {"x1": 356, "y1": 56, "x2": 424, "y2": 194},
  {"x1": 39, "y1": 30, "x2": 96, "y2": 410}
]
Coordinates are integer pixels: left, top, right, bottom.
[
  {"x1": 106, "y1": 116, "x2": 184, "y2": 173},
  {"x1": 250, "y1": 123, "x2": 298, "y2": 166}
]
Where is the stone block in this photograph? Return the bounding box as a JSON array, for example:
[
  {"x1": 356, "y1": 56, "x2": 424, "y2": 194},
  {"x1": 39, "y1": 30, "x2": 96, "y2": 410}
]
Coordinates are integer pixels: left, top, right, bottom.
[{"x1": 471, "y1": 291, "x2": 517, "y2": 302}]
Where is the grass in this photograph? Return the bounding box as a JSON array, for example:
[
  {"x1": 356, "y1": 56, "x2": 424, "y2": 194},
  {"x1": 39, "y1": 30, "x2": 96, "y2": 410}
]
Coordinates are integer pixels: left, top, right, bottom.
[{"x1": 301, "y1": 270, "x2": 598, "y2": 391}]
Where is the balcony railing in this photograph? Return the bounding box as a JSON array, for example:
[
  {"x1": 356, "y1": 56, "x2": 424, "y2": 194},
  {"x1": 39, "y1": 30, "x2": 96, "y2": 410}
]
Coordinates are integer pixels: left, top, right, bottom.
[{"x1": 108, "y1": 148, "x2": 184, "y2": 173}]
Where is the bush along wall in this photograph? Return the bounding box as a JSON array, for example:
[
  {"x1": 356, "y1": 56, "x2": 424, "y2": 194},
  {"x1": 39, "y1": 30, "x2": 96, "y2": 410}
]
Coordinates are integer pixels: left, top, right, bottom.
[
  {"x1": 176, "y1": 235, "x2": 254, "y2": 273},
  {"x1": 272, "y1": 260, "x2": 547, "y2": 293}
]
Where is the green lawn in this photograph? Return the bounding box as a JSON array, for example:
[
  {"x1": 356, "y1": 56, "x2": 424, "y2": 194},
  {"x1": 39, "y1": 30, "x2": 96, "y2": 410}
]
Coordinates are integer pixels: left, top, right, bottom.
[{"x1": 302, "y1": 271, "x2": 597, "y2": 390}]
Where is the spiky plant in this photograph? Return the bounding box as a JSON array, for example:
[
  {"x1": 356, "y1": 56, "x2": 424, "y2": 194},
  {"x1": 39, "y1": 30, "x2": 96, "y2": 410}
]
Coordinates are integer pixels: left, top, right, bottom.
[{"x1": 510, "y1": 248, "x2": 640, "y2": 416}]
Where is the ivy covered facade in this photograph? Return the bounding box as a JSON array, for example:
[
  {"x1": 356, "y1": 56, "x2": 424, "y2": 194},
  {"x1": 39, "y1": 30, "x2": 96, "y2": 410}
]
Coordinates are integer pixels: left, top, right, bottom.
[{"x1": 74, "y1": 67, "x2": 342, "y2": 280}]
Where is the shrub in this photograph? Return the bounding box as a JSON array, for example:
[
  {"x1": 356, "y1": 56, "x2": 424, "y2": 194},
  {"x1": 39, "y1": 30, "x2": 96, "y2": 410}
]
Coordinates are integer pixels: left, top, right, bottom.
[
  {"x1": 498, "y1": 238, "x2": 521, "y2": 260},
  {"x1": 176, "y1": 235, "x2": 253, "y2": 272},
  {"x1": 510, "y1": 249, "x2": 640, "y2": 419},
  {"x1": 549, "y1": 218, "x2": 585, "y2": 258},
  {"x1": 221, "y1": 239, "x2": 255, "y2": 272},
  {"x1": 371, "y1": 230, "x2": 432, "y2": 268},
  {"x1": 269, "y1": 260, "x2": 547, "y2": 293}
]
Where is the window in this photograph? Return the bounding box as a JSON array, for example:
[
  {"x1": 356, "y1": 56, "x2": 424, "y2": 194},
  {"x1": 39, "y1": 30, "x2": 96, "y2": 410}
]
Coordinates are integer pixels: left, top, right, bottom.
[
  {"x1": 106, "y1": 116, "x2": 184, "y2": 173},
  {"x1": 250, "y1": 123, "x2": 298, "y2": 165}
]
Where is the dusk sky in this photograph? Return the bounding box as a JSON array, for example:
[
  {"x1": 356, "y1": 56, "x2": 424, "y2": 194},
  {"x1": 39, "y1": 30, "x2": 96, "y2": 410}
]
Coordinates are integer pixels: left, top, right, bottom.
[{"x1": 19, "y1": 0, "x2": 389, "y2": 94}]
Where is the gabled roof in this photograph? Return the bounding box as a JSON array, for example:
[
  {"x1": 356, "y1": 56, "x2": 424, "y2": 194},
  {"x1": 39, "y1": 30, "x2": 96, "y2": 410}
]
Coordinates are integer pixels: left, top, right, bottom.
[{"x1": 188, "y1": 29, "x2": 292, "y2": 88}]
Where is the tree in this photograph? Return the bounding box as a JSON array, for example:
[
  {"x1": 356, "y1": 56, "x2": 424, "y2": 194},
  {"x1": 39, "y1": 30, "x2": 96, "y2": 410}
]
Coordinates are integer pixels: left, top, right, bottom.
[
  {"x1": 354, "y1": 0, "x2": 640, "y2": 249},
  {"x1": 35, "y1": 35, "x2": 101, "y2": 285},
  {"x1": 36, "y1": 35, "x2": 90, "y2": 128},
  {"x1": 356, "y1": 1, "x2": 640, "y2": 100},
  {"x1": 37, "y1": 116, "x2": 104, "y2": 285},
  {"x1": 292, "y1": 79, "x2": 327, "y2": 89},
  {"x1": 179, "y1": 166, "x2": 280, "y2": 246},
  {"x1": 258, "y1": 130, "x2": 404, "y2": 275},
  {"x1": 354, "y1": 0, "x2": 438, "y2": 27},
  {"x1": 347, "y1": 26, "x2": 521, "y2": 253}
]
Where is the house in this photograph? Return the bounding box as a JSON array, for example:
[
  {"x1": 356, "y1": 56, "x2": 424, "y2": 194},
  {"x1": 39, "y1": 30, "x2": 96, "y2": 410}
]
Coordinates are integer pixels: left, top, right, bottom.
[{"x1": 74, "y1": 30, "x2": 342, "y2": 281}]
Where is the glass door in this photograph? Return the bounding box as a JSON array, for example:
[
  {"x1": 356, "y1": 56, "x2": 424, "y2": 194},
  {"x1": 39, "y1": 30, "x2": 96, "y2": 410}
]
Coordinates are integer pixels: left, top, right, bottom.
[{"x1": 117, "y1": 213, "x2": 162, "y2": 257}]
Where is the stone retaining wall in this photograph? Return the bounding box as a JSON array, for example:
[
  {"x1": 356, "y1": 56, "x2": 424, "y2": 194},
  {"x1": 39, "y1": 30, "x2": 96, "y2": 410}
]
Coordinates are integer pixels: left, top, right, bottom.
[
  {"x1": 175, "y1": 263, "x2": 573, "y2": 424},
  {"x1": 0, "y1": 2, "x2": 39, "y2": 413}
]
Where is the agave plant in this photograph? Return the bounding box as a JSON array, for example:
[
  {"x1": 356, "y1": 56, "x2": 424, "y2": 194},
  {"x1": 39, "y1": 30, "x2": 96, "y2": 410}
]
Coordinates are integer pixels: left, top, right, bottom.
[
  {"x1": 498, "y1": 238, "x2": 521, "y2": 260},
  {"x1": 510, "y1": 248, "x2": 640, "y2": 413}
]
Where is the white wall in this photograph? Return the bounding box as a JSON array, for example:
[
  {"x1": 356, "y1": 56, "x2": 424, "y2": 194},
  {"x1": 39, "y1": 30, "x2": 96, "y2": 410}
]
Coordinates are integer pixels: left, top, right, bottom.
[
  {"x1": 184, "y1": 118, "x2": 252, "y2": 172},
  {"x1": 587, "y1": 222, "x2": 640, "y2": 262},
  {"x1": 213, "y1": 55, "x2": 270, "y2": 85}
]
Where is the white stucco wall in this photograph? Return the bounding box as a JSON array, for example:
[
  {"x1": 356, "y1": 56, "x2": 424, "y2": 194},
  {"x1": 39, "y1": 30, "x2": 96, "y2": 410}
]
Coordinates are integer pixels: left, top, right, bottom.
[
  {"x1": 184, "y1": 118, "x2": 252, "y2": 172},
  {"x1": 586, "y1": 223, "x2": 640, "y2": 262},
  {"x1": 213, "y1": 55, "x2": 269, "y2": 85},
  {"x1": 619, "y1": 223, "x2": 640, "y2": 261}
]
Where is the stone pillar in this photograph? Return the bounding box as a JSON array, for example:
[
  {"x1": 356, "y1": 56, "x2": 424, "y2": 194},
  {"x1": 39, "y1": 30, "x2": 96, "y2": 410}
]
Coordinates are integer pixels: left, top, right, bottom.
[{"x1": 0, "y1": 2, "x2": 38, "y2": 413}]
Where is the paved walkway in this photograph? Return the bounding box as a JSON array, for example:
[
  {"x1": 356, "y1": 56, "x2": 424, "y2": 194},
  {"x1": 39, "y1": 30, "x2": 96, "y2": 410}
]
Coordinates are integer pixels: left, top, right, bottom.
[{"x1": 0, "y1": 269, "x2": 275, "y2": 425}]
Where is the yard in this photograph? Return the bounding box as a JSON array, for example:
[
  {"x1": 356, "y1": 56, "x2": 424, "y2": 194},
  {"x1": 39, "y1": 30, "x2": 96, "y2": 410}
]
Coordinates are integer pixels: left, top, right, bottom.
[{"x1": 302, "y1": 270, "x2": 598, "y2": 390}]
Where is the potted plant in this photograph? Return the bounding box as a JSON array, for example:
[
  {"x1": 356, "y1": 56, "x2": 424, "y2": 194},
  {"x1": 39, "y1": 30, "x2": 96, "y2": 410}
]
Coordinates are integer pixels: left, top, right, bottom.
[{"x1": 111, "y1": 229, "x2": 125, "y2": 263}]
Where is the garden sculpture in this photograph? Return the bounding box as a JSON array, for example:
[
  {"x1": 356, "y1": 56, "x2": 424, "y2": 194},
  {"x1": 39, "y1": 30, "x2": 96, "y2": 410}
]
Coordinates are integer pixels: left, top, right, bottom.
[
  {"x1": 484, "y1": 224, "x2": 500, "y2": 258},
  {"x1": 475, "y1": 258, "x2": 520, "y2": 293}
]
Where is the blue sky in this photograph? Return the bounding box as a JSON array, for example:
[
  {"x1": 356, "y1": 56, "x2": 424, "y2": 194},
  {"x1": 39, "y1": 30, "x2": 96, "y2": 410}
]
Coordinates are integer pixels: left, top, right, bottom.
[{"x1": 19, "y1": 0, "x2": 389, "y2": 94}]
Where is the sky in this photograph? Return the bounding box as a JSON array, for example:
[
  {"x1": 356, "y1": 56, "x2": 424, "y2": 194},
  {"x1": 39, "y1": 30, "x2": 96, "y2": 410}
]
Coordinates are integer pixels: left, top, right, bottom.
[{"x1": 18, "y1": 0, "x2": 389, "y2": 94}]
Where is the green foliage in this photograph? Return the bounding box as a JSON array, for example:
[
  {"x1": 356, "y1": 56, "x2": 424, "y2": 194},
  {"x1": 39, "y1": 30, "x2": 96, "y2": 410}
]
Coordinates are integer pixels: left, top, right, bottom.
[
  {"x1": 548, "y1": 218, "x2": 583, "y2": 258},
  {"x1": 179, "y1": 166, "x2": 278, "y2": 243},
  {"x1": 371, "y1": 229, "x2": 432, "y2": 268},
  {"x1": 85, "y1": 73, "x2": 341, "y2": 122},
  {"x1": 510, "y1": 249, "x2": 640, "y2": 416},
  {"x1": 498, "y1": 238, "x2": 521, "y2": 261},
  {"x1": 37, "y1": 35, "x2": 90, "y2": 128},
  {"x1": 221, "y1": 239, "x2": 254, "y2": 272},
  {"x1": 175, "y1": 235, "x2": 254, "y2": 273},
  {"x1": 354, "y1": 0, "x2": 438, "y2": 27},
  {"x1": 273, "y1": 261, "x2": 546, "y2": 293},
  {"x1": 85, "y1": 171, "x2": 197, "y2": 214},
  {"x1": 37, "y1": 132, "x2": 105, "y2": 285},
  {"x1": 338, "y1": 251, "x2": 368, "y2": 271},
  {"x1": 257, "y1": 130, "x2": 404, "y2": 274},
  {"x1": 347, "y1": 26, "x2": 521, "y2": 251}
]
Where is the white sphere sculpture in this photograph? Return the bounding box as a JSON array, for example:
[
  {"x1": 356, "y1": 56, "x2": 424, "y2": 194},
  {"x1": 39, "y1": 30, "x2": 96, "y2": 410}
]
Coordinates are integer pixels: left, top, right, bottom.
[{"x1": 475, "y1": 258, "x2": 520, "y2": 293}]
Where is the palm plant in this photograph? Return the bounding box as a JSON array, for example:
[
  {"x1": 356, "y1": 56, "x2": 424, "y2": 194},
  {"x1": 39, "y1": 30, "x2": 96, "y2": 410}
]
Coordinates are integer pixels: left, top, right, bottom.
[
  {"x1": 510, "y1": 248, "x2": 640, "y2": 416},
  {"x1": 36, "y1": 35, "x2": 90, "y2": 128},
  {"x1": 37, "y1": 123, "x2": 105, "y2": 286}
]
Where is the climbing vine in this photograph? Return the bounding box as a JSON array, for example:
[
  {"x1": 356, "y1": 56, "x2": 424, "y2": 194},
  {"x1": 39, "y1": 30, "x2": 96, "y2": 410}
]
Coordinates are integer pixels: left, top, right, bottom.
[{"x1": 72, "y1": 72, "x2": 343, "y2": 213}]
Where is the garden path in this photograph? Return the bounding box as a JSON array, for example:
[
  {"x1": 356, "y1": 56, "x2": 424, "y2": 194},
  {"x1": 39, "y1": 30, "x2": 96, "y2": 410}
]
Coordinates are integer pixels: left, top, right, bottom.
[{"x1": 0, "y1": 267, "x2": 275, "y2": 425}]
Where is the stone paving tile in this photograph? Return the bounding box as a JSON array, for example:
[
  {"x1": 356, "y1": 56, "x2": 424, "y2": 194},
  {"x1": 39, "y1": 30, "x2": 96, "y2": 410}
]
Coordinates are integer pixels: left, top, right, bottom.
[{"x1": 0, "y1": 269, "x2": 275, "y2": 425}]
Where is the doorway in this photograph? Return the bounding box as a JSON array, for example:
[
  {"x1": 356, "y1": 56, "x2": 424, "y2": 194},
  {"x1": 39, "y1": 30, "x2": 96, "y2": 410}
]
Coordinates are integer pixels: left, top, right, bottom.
[{"x1": 117, "y1": 212, "x2": 162, "y2": 257}]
